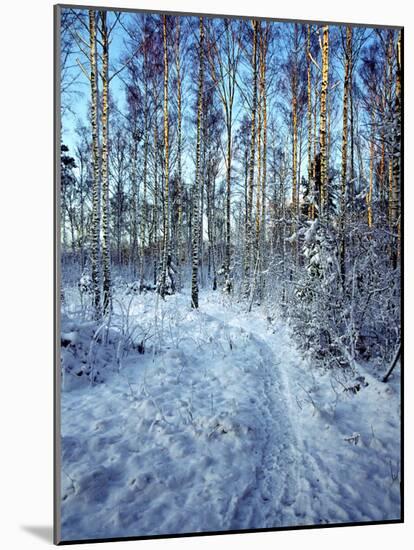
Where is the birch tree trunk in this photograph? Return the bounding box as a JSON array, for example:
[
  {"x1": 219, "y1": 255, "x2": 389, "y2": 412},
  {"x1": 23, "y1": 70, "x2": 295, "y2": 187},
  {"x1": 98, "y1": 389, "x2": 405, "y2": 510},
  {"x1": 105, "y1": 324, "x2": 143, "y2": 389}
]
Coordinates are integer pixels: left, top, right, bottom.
[
  {"x1": 191, "y1": 17, "x2": 204, "y2": 309},
  {"x1": 387, "y1": 31, "x2": 394, "y2": 230},
  {"x1": 130, "y1": 140, "x2": 138, "y2": 275},
  {"x1": 291, "y1": 25, "x2": 298, "y2": 217},
  {"x1": 243, "y1": 20, "x2": 258, "y2": 299},
  {"x1": 260, "y1": 26, "x2": 268, "y2": 300},
  {"x1": 307, "y1": 25, "x2": 314, "y2": 221},
  {"x1": 153, "y1": 106, "x2": 160, "y2": 287},
  {"x1": 175, "y1": 19, "x2": 184, "y2": 289},
  {"x1": 205, "y1": 19, "x2": 240, "y2": 293},
  {"x1": 159, "y1": 15, "x2": 172, "y2": 298},
  {"x1": 319, "y1": 25, "x2": 329, "y2": 219},
  {"x1": 392, "y1": 30, "x2": 402, "y2": 267},
  {"x1": 367, "y1": 110, "x2": 375, "y2": 228},
  {"x1": 349, "y1": 69, "x2": 355, "y2": 213},
  {"x1": 340, "y1": 26, "x2": 352, "y2": 281},
  {"x1": 255, "y1": 32, "x2": 263, "y2": 254},
  {"x1": 206, "y1": 152, "x2": 217, "y2": 290},
  {"x1": 100, "y1": 10, "x2": 111, "y2": 314},
  {"x1": 89, "y1": 10, "x2": 101, "y2": 317},
  {"x1": 224, "y1": 118, "x2": 232, "y2": 291},
  {"x1": 139, "y1": 50, "x2": 149, "y2": 289}
]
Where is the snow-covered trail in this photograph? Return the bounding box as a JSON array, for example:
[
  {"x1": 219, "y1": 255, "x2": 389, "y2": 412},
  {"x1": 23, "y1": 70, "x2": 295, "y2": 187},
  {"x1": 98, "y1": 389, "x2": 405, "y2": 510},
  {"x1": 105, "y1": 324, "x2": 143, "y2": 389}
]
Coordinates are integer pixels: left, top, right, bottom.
[
  {"x1": 60, "y1": 289, "x2": 401, "y2": 541},
  {"x1": 201, "y1": 301, "x2": 303, "y2": 528},
  {"x1": 203, "y1": 298, "x2": 401, "y2": 527}
]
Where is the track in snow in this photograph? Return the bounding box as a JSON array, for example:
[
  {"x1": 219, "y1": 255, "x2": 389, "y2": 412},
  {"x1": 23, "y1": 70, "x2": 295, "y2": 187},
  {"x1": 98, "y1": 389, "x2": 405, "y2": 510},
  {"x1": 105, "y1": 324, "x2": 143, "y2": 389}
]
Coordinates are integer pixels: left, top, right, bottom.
[
  {"x1": 202, "y1": 302, "x2": 308, "y2": 529},
  {"x1": 60, "y1": 289, "x2": 401, "y2": 541}
]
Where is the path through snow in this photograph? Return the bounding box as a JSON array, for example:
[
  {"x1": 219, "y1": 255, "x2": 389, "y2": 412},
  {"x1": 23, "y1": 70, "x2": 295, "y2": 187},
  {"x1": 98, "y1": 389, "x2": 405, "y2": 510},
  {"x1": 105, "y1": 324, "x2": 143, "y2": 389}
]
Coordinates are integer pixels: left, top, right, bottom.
[{"x1": 60, "y1": 289, "x2": 401, "y2": 541}]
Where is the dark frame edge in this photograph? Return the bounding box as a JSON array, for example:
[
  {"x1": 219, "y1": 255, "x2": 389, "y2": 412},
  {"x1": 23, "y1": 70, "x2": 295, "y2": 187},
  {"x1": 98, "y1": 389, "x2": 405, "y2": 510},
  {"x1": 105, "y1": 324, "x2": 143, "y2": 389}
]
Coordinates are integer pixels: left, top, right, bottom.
[
  {"x1": 54, "y1": 3, "x2": 63, "y2": 546},
  {"x1": 399, "y1": 25, "x2": 404, "y2": 525}
]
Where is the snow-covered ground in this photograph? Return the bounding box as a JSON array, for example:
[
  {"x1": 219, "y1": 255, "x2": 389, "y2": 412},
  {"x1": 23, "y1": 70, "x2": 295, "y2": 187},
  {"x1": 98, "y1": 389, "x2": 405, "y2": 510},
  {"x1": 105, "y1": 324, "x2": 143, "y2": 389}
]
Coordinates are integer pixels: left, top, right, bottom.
[{"x1": 60, "y1": 288, "x2": 401, "y2": 541}]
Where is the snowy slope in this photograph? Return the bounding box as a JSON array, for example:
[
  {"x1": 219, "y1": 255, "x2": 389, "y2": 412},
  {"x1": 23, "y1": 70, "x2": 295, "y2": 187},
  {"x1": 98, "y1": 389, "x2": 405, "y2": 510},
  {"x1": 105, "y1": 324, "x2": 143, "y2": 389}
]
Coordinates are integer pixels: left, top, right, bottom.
[{"x1": 60, "y1": 289, "x2": 401, "y2": 541}]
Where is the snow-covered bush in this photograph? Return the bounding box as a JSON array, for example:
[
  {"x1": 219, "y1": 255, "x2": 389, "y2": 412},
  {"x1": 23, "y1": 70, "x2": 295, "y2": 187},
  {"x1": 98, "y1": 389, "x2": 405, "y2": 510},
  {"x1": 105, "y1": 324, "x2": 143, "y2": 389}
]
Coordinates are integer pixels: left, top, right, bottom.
[
  {"x1": 61, "y1": 315, "x2": 119, "y2": 390},
  {"x1": 288, "y1": 215, "x2": 400, "y2": 372},
  {"x1": 78, "y1": 273, "x2": 93, "y2": 295},
  {"x1": 125, "y1": 281, "x2": 155, "y2": 295}
]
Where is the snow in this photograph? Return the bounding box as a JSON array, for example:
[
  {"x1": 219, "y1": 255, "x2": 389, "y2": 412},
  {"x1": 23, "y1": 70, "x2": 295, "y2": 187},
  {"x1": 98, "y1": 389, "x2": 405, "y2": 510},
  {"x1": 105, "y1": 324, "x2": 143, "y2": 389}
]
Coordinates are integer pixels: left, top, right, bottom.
[{"x1": 60, "y1": 288, "x2": 401, "y2": 541}]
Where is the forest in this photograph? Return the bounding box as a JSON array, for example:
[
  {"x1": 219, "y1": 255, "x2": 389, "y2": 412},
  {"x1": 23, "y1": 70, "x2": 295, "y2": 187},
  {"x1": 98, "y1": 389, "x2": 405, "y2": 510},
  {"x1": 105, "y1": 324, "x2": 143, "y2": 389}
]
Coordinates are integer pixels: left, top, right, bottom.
[{"x1": 58, "y1": 7, "x2": 402, "y2": 542}]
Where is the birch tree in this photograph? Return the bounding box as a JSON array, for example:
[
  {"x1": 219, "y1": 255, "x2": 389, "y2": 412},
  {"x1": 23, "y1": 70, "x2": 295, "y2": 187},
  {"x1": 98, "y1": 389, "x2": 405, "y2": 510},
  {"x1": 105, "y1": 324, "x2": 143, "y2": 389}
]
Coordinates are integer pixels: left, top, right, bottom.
[
  {"x1": 174, "y1": 17, "x2": 184, "y2": 289},
  {"x1": 159, "y1": 15, "x2": 173, "y2": 298},
  {"x1": 319, "y1": 25, "x2": 329, "y2": 219},
  {"x1": 339, "y1": 26, "x2": 352, "y2": 281},
  {"x1": 191, "y1": 17, "x2": 205, "y2": 309},
  {"x1": 88, "y1": 10, "x2": 101, "y2": 317},
  {"x1": 243, "y1": 20, "x2": 258, "y2": 299},
  {"x1": 99, "y1": 10, "x2": 111, "y2": 313},
  {"x1": 205, "y1": 19, "x2": 241, "y2": 292}
]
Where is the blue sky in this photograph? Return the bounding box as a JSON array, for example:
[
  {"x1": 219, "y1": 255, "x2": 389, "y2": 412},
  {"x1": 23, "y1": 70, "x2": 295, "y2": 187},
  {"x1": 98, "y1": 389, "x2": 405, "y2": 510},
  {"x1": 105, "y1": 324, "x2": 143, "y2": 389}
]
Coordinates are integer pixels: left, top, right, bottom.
[{"x1": 60, "y1": 6, "x2": 396, "y2": 197}]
